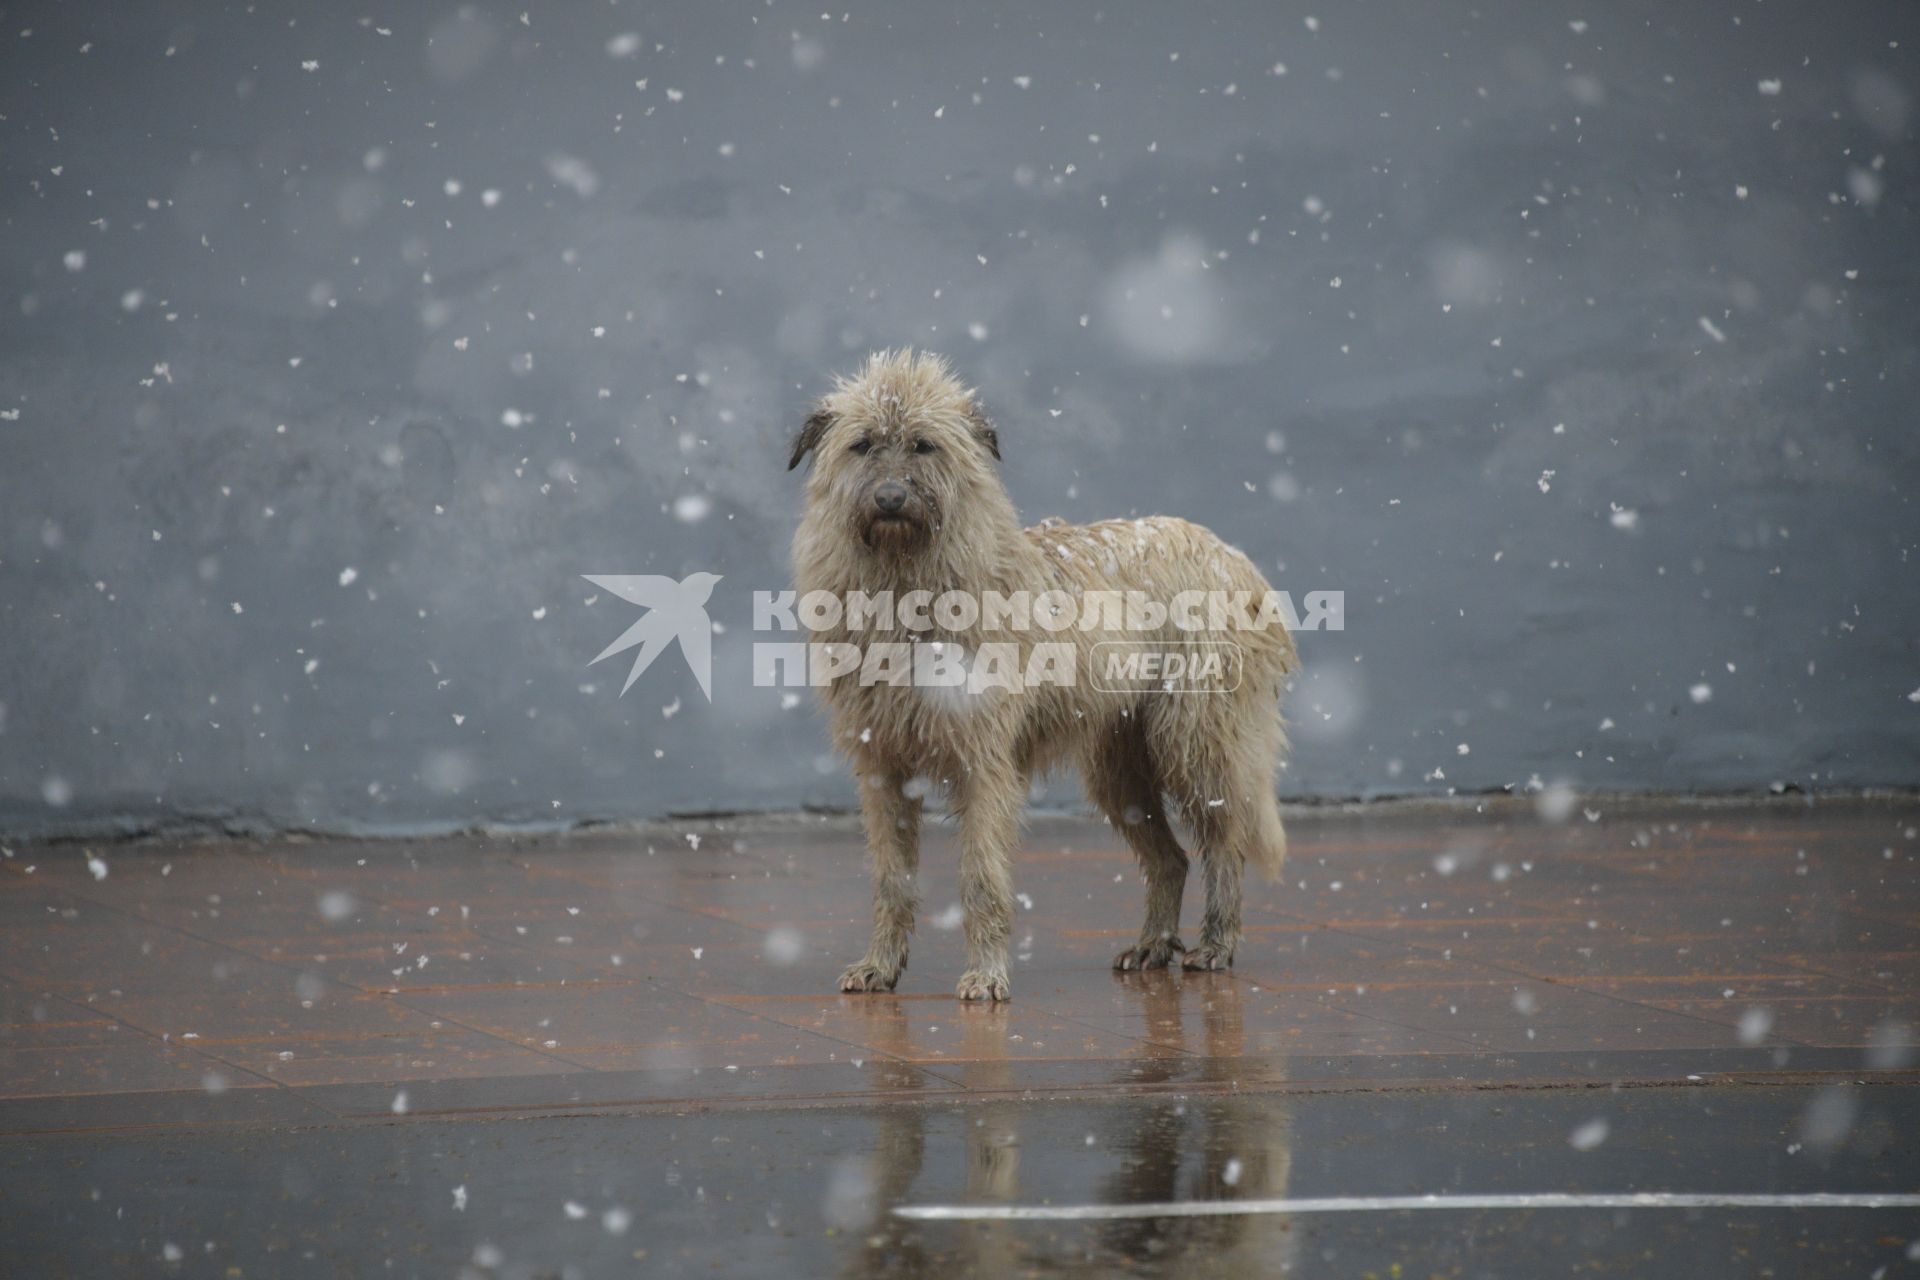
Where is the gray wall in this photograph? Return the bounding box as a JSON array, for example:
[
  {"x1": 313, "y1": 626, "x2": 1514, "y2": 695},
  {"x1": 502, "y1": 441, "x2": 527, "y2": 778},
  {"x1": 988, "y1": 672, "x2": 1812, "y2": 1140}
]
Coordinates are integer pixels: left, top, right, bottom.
[{"x1": 2, "y1": 1, "x2": 1916, "y2": 838}]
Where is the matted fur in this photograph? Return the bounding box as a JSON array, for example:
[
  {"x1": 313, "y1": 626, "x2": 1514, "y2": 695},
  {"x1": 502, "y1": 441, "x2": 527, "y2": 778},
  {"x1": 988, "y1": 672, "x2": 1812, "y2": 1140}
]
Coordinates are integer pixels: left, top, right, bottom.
[{"x1": 791, "y1": 350, "x2": 1296, "y2": 1001}]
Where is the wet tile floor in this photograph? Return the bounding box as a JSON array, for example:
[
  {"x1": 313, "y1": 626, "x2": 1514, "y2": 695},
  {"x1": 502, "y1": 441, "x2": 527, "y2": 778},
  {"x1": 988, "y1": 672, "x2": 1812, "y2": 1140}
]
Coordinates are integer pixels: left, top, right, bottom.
[{"x1": 1, "y1": 797, "x2": 1916, "y2": 1275}]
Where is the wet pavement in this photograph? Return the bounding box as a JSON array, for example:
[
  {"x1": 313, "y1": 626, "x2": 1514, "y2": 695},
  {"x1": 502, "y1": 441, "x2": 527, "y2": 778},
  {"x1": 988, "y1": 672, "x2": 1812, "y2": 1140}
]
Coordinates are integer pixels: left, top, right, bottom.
[
  {"x1": 4, "y1": 1084, "x2": 1916, "y2": 1277},
  {"x1": 2, "y1": 797, "x2": 1917, "y2": 1275}
]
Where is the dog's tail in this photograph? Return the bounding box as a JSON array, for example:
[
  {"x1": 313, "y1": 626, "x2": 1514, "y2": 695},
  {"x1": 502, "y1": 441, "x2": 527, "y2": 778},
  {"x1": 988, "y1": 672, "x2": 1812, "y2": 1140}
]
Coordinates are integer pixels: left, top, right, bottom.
[{"x1": 1251, "y1": 785, "x2": 1289, "y2": 880}]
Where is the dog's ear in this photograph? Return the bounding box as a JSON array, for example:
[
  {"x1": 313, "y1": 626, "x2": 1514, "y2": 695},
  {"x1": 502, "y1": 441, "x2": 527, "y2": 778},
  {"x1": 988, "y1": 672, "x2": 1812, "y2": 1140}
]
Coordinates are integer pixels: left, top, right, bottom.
[
  {"x1": 966, "y1": 402, "x2": 1001, "y2": 461},
  {"x1": 788, "y1": 409, "x2": 833, "y2": 471}
]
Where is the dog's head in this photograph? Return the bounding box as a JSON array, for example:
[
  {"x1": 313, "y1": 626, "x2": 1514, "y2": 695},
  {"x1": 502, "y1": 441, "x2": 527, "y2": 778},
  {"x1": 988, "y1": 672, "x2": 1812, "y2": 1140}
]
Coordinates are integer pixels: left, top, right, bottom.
[{"x1": 788, "y1": 349, "x2": 1001, "y2": 557}]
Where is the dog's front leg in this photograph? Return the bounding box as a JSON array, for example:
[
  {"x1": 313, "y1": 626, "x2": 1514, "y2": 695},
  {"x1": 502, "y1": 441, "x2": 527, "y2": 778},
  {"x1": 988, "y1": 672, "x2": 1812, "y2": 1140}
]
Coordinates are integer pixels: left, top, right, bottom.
[
  {"x1": 952, "y1": 759, "x2": 1019, "y2": 1002},
  {"x1": 839, "y1": 770, "x2": 922, "y2": 993}
]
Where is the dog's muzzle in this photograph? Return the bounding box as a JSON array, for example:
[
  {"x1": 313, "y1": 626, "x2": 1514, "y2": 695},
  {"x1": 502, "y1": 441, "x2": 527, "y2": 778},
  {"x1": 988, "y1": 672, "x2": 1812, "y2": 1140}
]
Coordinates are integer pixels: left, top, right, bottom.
[{"x1": 861, "y1": 479, "x2": 930, "y2": 550}]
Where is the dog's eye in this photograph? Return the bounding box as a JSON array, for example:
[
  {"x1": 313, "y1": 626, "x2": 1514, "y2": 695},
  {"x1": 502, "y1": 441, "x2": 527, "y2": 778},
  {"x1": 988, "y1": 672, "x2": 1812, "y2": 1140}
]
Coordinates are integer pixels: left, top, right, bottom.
[
  {"x1": 849, "y1": 438, "x2": 872, "y2": 455},
  {"x1": 913, "y1": 439, "x2": 938, "y2": 455}
]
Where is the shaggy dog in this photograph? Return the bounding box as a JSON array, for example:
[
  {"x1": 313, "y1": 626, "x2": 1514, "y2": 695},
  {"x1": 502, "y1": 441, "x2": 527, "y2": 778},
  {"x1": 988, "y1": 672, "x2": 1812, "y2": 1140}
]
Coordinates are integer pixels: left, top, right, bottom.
[{"x1": 789, "y1": 350, "x2": 1295, "y2": 1001}]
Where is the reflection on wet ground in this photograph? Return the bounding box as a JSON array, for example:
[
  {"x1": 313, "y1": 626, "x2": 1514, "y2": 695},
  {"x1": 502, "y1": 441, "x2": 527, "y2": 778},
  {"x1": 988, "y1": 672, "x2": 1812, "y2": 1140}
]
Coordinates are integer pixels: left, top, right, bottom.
[
  {"x1": 1, "y1": 798, "x2": 1916, "y2": 1273},
  {"x1": 2, "y1": 1085, "x2": 1915, "y2": 1275}
]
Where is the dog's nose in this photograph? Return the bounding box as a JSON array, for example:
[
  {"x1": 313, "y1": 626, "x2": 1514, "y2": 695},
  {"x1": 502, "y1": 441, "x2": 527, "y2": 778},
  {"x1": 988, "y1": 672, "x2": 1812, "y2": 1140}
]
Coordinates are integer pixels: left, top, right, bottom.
[{"x1": 873, "y1": 482, "x2": 909, "y2": 515}]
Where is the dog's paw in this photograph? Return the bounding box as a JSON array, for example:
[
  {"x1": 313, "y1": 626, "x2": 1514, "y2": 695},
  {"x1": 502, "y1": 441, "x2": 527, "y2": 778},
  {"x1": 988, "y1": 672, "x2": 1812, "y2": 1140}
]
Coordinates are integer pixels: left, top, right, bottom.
[
  {"x1": 955, "y1": 969, "x2": 1011, "y2": 1002},
  {"x1": 1181, "y1": 943, "x2": 1235, "y2": 972},
  {"x1": 1113, "y1": 936, "x2": 1186, "y2": 971},
  {"x1": 838, "y1": 960, "x2": 900, "y2": 993}
]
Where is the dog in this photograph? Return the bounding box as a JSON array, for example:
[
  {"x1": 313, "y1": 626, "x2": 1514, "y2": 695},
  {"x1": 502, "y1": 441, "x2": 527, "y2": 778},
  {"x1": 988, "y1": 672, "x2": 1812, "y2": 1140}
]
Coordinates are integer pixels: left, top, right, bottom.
[{"x1": 789, "y1": 350, "x2": 1295, "y2": 1001}]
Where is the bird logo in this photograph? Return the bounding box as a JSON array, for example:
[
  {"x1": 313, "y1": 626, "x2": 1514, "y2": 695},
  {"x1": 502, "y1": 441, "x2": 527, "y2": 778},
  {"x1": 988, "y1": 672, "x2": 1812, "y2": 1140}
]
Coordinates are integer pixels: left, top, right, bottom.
[{"x1": 582, "y1": 571, "x2": 723, "y2": 700}]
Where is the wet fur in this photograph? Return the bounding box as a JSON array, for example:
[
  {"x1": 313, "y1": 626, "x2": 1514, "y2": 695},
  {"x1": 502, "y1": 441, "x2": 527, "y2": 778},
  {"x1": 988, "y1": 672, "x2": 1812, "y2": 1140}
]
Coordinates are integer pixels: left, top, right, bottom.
[{"x1": 791, "y1": 350, "x2": 1296, "y2": 1001}]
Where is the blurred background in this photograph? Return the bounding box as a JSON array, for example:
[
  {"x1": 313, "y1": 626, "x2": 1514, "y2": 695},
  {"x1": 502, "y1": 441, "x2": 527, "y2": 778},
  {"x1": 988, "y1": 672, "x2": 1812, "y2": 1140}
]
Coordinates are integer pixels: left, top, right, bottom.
[{"x1": 0, "y1": 1, "x2": 1914, "y2": 837}]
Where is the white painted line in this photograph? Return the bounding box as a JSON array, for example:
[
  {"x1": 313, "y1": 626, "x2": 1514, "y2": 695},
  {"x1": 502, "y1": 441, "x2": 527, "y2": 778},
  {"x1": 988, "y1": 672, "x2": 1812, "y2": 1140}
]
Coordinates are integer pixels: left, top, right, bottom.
[{"x1": 894, "y1": 1192, "x2": 1920, "y2": 1222}]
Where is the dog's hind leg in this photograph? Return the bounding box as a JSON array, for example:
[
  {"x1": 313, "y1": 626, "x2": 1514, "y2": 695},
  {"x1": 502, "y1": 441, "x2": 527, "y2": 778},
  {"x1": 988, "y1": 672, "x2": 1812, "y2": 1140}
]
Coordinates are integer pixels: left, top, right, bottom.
[
  {"x1": 1189, "y1": 845, "x2": 1246, "y2": 970},
  {"x1": 839, "y1": 770, "x2": 921, "y2": 993},
  {"x1": 1180, "y1": 760, "x2": 1287, "y2": 970},
  {"x1": 1088, "y1": 727, "x2": 1190, "y2": 970},
  {"x1": 1171, "y1": 748, "x2": 1279, "y2": 971},
  {"x1": 1160, "y1": 688, "x2": 1288, "y2": 971},
  {"x1": 1179, "y1": 798, "x2": 1247, "y2": 972}
]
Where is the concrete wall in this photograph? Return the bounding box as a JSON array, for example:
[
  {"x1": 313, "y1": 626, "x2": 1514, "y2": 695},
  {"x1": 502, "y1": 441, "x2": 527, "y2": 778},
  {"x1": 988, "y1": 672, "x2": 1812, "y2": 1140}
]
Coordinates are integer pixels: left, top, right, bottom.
[{"x1": 2, "y1": 1, "x2": 1916, "y2": 837}]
